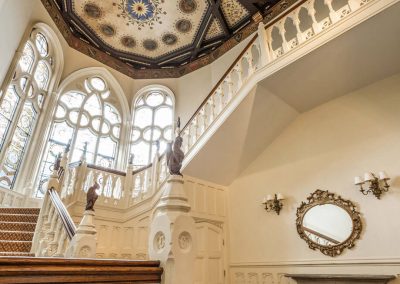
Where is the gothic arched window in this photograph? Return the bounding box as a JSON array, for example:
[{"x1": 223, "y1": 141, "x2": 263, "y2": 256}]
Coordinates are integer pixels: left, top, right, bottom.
[
  {"x1": 35, "y1": 75, "x2": 123, "y2": 197},
  {"x1": 0, "y1": 28, "x2": 58, "y2": 189},
  {"x1": 130, "y1": 86, "x2": 174, "y2": 167}
]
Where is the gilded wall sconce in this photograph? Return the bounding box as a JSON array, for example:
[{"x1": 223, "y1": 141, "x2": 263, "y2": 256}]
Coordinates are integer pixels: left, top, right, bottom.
[
  {"x1": 354, "y1": 171, "x2": 390, "y2": 199},
  {"x1": 262, "y1": 194, "x2": 284, "y2": 215}
]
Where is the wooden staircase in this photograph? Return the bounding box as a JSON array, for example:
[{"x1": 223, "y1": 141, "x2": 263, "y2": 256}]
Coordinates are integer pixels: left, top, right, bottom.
[
  {"x1": 0, "y1": 257, "x2": 163, "y2": 283},
  {"x1": 0, "y1": 207, "x2": 163, "y2": 283},
  {"x1": 0, "y1": 207, "x2": 39, "y2": 256}
]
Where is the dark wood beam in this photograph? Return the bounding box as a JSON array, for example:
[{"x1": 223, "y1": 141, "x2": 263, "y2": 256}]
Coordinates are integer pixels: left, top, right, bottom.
[
  {"x1": 211, "y1": 0, "x2": 230, "y2": 38},
  {"x1": 190, "y1": 5, "x2": 214, "y2": 60},
  {"x1": 236, "y1": 0, "x2": 262, "y2": 14}
]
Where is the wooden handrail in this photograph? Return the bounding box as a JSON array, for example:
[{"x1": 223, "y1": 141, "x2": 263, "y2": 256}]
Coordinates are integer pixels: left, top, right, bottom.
[
  {"x1": 180, "y1": 35, "x2": 258, "y2": 133},
  {"x1": 86, "y1": 163, "x2": 127, "y2": 176},
  {"x1": 132, "y1": 153, "x2": 166, "y2": 175},
  {"x1": 48, "y1": 188, "x2": 76, "y2": 239},
  {"x1": 302, "y1": 226, "x2": 340, "y2": 245}
]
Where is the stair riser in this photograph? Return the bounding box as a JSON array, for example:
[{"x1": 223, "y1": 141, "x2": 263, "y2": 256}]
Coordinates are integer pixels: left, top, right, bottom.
[
  {"x1": 0, "y1": 231, "x2": 34, "y2": 242},
  {"x1": 0, "y1": 242, "x2": 32, "y2": 252},
  {"x1": 0, "y1": 223, "x2": 36, "y2": 232},
  {"x1": 0, "y1": 208, "x2": 40, "y2": 215},
  {"x1": 0, "y1": 214, "x2": 38, "y2": 223}
]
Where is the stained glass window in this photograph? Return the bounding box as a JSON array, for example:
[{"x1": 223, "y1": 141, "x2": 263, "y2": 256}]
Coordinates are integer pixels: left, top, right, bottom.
[
  {"x1": 0, "y1": 30, "x2": 54, "y2": 190},
  {"x1": 130, "y1": 88, "x2": 174, "y2": 167},
  {"x1": 35, "y1": 76, "x2": 122, "y2": 197}
]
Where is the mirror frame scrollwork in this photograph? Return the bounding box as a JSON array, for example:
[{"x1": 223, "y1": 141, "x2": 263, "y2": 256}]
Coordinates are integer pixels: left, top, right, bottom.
[{"x1": 296, "y1": 189, "x2": 362, "y2": 257}]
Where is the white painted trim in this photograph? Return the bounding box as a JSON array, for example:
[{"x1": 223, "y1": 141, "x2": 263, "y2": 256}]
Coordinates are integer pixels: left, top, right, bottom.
[{"x1": 230, "y1": 258, "x2": 400, "y2": 268}]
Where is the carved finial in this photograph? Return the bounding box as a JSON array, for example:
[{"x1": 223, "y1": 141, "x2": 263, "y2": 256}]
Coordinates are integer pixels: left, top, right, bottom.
[
  {"x1": 155, "y1": 140, "x2": 160, "y2": 154},
  {"x1": 81, "y1": 142, "x2": 88, "y2": 161},
  {"x1": 54, "y1": 153, "x2": 62, "y2": 171},
  {"x1": 177, "y1": 117, "x2": 181, "y2": 129},
  {"x1": 65, "y1": 139, "x2": 71, "y2": 153},
  {"x1": 128, "y1": 153, "x2": 134, "y2": 165},
  {"x1": 175, "y1": 117, "x2": 181, "y2": 138},
  {"x1": 85, "y1": 181, "x2": 99, "y2": 211}
]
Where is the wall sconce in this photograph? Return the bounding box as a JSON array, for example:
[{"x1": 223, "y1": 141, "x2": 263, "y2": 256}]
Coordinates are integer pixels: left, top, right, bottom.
[
  {"x1": 354, "y1": 171, "x2": 390, "y2": 199},
  {"x1": 262, "y1": 194, "x2": 284, "y2": 215}
]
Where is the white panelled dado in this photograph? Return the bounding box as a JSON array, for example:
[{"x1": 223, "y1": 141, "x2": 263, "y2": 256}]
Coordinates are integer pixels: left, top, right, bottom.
[
  {"x1": 64, "y1": 175, "x2": 227, "y2": 264},
  {"x1": 195, "y1": 223, "x2": 224, "y2": 284},
  {"x1": 230, "y1": 261, "x2": 400, "y2": 284}
]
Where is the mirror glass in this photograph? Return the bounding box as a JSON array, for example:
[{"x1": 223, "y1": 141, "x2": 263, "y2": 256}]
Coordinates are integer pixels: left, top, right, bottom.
[{"x1": 302, "y1": 204, "x2": 352, "y2": 246}]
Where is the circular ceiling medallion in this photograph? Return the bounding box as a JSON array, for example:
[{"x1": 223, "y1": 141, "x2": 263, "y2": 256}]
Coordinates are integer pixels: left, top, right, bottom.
[
  {"x1": 121, "y1": 36, "x2": 136, "y2": 48},
  {"x1": 175, "y1": 19, "x2": 192, "y2": 33},
  {"x1": 115, "y1": 0, "x2": 165, "y2": 30},
  {"x1": 100, "y1": 24, "x2": 116, "y2": 37},
  {"x1": 84, "y1": 3, "x2": 102, "y2": 19},
  {"x1": 162, "y1": 34, "x2": 178, "y2": 46},
  {"x1": 179, "y1": 0, "x2": 197, "y2": 14},
  {"x1": 143, "y1": 39, "x2": 158, "y2": 51},
  {"x1": 126, "y1": 0, "x2": 155, "y2": 21}
]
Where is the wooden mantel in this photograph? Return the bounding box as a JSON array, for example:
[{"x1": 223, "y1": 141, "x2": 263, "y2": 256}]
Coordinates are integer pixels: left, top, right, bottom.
[{"x1": 285, "y1": 274, "x2": 396, "y2": 284}]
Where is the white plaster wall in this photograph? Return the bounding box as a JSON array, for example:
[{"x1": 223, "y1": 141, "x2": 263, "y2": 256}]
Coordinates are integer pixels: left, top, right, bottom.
[
  {"x1": 228, "y1": 73, "x2": 400, "y2": 281},
  {"x1": 0, "y1": 0, "x2": 35, "y2": 84}
]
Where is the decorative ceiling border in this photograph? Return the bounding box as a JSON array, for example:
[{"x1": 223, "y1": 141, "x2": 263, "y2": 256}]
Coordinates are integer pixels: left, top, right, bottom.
[{"x1": 41, "y1": 0, "x2": 300, "y2": 79}]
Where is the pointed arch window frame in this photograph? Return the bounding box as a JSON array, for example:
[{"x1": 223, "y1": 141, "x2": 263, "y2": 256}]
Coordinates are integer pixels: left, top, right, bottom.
[{"x1": 0, "y1": 23, "x2": 64, "y2": 191}]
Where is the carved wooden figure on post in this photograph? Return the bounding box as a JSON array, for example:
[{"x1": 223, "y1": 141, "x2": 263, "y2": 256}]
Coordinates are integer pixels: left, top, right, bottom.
[
  {"x1": 167, "y1": 117, "x2": 184, "y2": 176},
  {"x1": 85, "y1": 182, "x2": 99, "y2": 211}
]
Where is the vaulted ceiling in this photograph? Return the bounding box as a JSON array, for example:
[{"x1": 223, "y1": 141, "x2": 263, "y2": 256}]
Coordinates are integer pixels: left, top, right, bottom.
[{"x1": 41, "y1": 0, "x2": 293, "y2": 78}]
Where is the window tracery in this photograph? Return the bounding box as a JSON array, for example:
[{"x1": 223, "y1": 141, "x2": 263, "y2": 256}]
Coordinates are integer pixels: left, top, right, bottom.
[
  {"x1": 130, "y1": 86, "x2": 174, "y2": 167},
  {"x1": 36, "y1": 76, "x2": 122, "y2": 197},
  {"x1": 0, "y1": 29, "x2": 54, "y2": 189}
]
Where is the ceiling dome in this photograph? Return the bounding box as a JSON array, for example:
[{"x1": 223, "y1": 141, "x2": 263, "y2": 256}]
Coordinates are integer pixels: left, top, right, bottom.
[{"x1": 43, "y1": 0, "x2": 287, "y2": 78}]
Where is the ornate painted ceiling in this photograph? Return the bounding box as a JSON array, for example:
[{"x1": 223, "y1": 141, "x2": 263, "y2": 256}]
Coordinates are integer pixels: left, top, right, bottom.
[{"x1": 42, "y1": 0, "x2": 296, "y2": 78}]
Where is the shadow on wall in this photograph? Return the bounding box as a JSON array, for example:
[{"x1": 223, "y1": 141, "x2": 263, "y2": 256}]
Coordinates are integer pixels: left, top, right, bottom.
[{"x1": 240, "y1": 73, "x2": 400, "y2": 177}]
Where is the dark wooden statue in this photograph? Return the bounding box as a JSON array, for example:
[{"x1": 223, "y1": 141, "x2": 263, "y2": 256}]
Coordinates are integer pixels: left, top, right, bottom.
[
  {"x1": 166, "y1": 136, "x2": 184, "y2": 176},
  {"x1": 85, "y1": 182, "x2": 100, "y2": 211}
]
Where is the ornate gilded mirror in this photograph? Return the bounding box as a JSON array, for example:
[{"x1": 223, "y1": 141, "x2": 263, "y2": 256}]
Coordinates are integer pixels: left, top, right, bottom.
[{"x1": 296, "y1": 190, "x2": 362, "y2": 257}]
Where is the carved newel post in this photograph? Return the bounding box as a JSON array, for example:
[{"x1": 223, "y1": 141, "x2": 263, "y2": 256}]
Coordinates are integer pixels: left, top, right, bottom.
[
  {"x1": 66, "y1": 182, "x2": 99, "y2": 258},
  {"x1": 149, "y1": 118, "x2": 196, "y2": 284}
]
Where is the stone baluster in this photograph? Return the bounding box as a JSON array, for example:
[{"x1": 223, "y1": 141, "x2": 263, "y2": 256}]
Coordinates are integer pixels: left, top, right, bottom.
[
  {"x1": 208, "y1": 96, "x2": 216, "y2": 125},
  {"x1": 257, "y1": 22, "x2": 272, "y2": 65},
  {"x1": 47, "y1": 215, "x2": 62, "y2": 256},
  {"x1": 124, "y1": 157, "x2": 134, "y2": 207},
  {"x1": 278, "y1": 21, "x2": 290, "y2": 53},
  {"x1": 54, "y1": 229, "x2": 68, "y2": 257},
  {"x1": 324, "y1": 0, "x2": 339, "y2": 23},
  {"x1": 292, "y1": 12, "x2": 305, "y2": 45},
  {"x1": 224, "y1": 74, "x2": 234, "y2": 103},
  {"x1": 233, "y1": 64, "x2": 244, "y2": 88},
  {"x1": 348, "y1": 0, "x2": 361, "y2": 11},
  {"x1": 308, "y1": 0, "x2": 321, "y2": 34}
]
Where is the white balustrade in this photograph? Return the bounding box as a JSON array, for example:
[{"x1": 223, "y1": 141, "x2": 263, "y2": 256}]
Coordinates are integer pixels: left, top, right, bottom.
[{"x1": 178, "y1": 0, "x2": 368, "y2": 158}]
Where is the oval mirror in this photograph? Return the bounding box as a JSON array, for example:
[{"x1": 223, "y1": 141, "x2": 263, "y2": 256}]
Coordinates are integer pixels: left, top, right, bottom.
[{"x1": 296, "y1": 190, "x2": 362, "y2": 257}]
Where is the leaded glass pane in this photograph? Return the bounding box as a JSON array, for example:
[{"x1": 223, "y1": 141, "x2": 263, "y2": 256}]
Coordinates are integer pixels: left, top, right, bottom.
[
  {"x1": 0, "y1": 87, "x2": 19, "y2": 120},
  {"x1": 36, "y1": 121, "x2": 74, "y2": 198},
  {"x1": 84, "y1": 94, "x2": 101, "y2": 116},
  {"x1": 154, "y1": 107, "x2": 173, "y2": 128},
  {"x1": 35, "y1": 33, "x2": 48, "y2": 57},
  {"x1": 104, "y1": 104, "x2": 120, "y2": 124},
  {"x1": 90, "y1": 77, "x2": 106, "y2": 91},
  {"x1": 97, "y1": 136, "x2": 116, "y2": 167},
  {"x1": 60, "y1": 92, "x2": 85, "y2": 109},
  {"x1": 0, "y1": 103, "x2": 36, "y2": 189},
  {"x1": 71, "y1": 128, "x2": 97, "y2": 163},
  {"x1": 19, "y1": 43, "x2": 35, "y2": 73},
  {"x1": 34, "y1": 60, "x2": 49, "y2": 90},
  {"x1": 131, "y1": 89, "x2": 174, "y2": 166}
]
